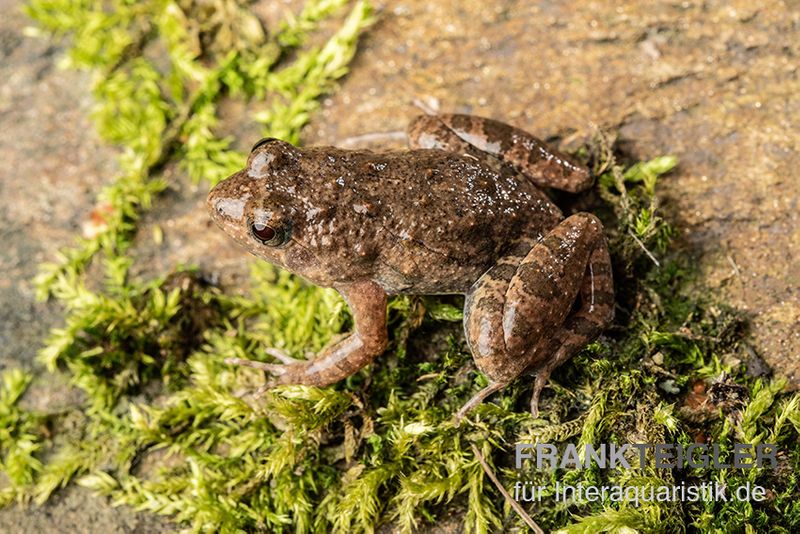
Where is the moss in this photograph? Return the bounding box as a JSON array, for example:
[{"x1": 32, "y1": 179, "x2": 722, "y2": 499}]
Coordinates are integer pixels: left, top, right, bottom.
[
  {"x1": 5, "y1": 1, "x2": 800, "y2": 532},
  {"x1": 0, "y1": 370, "x2": 44, "y2": 505}
]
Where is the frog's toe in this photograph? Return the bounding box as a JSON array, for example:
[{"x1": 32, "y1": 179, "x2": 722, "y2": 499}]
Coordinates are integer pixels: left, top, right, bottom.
[
  {"x1": 225, "y1": 356, "x2": 288, "y2": 375},
  {"x1": 453, "y1": 382, "x2": 506, "y2": 426},
  {"x1": 264, "y1": 347, "x2": 304, "y2": 364},
  {"x1": 226, "y1": 356, "x2": 317, "y2": 389},
  {"x1": 529, "y1": 369, "x2": 552, "y2": 419},
  {"x1": 530, "y1": 383, "x2": 543, "y2": 419}
]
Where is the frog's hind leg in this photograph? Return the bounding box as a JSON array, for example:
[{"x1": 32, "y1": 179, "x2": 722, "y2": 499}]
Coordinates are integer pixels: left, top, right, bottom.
[
  {"x1": 454, "y1": 245, "x2": 533, "y2": 424},
  {"x1": 407, "y1": 114, "x2": 485, "y2": 157},
  {"x1": 407, "y1": 113, "x2": 592, "y2": 192},
  {"x1": 526, "y1": 234, "x2": 615, "y2": 417},
  {"x1": 459, "y1": 213, "x2": 613, "y2": 421}
]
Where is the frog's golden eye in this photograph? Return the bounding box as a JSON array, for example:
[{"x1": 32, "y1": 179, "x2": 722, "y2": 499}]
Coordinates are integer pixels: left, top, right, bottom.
[
  {"x1": 250, "y1": 220, "x2": 290, "y2": 246},
  {"x1": 251, "y1": 137, "x2": 278, "y2": 153}
]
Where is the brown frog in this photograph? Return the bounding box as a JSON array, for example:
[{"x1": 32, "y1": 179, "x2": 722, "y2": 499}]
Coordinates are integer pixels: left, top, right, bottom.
[{"x1": 207, "y1": 113, "x2": 614, "y2": 420}]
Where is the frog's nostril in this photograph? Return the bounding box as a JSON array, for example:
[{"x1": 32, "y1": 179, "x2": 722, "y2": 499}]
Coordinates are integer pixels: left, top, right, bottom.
[{"x1": 212, "y1": 197, "x2": 246, "y2": 221}]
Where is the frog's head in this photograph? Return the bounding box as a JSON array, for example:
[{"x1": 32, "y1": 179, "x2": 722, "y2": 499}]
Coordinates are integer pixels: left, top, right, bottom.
[{"x1": 207, "y1": 137, "x2": 329, "y2": 284}]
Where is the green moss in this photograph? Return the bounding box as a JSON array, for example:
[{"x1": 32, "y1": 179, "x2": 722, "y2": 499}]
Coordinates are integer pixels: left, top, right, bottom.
[
  {"x1": 6, "y1": 1, "x2": 800, "y2": 532},
  {"x1": 0, "y1": 370, "x2": 44, "y2": 505}
]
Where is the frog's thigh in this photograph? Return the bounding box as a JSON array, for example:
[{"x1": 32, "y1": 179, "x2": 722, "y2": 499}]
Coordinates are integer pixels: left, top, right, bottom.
[{"x1": 465, "y1": 213, "x2": 604, "y2": 384}]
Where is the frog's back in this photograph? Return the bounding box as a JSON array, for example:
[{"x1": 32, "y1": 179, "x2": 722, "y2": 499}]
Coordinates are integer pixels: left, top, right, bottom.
[{"x1": 298, "y1": 147, "x2": 562, "y2": 294}]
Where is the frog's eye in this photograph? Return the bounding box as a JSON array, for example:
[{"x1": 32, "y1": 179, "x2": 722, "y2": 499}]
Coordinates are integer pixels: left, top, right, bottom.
[
  {"x1": 251, "y1": 222, "x2": 275, "y2": 241},
  {"x1": 251, "y1": 137, "x2": 278, "y2": 153},
  {"x1": 250, "y1": 220, "x2": 290, "y2": 246}
]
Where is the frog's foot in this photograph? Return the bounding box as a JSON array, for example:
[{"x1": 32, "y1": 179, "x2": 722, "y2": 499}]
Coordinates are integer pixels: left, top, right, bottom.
[
  {"x1": 454, "y1": 381, "x2": 506, "y2": 425},
  {"x1": 226, "y1": 348, "x2": 307, "y2": 383},
  {"x1": 225, "y1": 356, "x2": 312, "y2": 384},
  {"x1": 527, "y1": 353, "x2": 569, "y2": 419},
  {"x1": 527, "y1": 349, "x2": 579, "y2": 419}
]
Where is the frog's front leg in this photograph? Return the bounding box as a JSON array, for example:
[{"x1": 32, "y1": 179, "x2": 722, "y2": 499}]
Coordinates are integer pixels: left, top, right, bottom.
[
  {"x1": 229, "y1": 280, "x2": 388, "y2": 388},
  {"x1": 457, "y1": 213, "x2": 614, "y2": 421}
]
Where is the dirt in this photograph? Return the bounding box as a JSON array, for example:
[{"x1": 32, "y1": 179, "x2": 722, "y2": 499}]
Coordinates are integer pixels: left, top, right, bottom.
[{"x1": 0, "y1": 0, "x2": 797, "y2": 531}]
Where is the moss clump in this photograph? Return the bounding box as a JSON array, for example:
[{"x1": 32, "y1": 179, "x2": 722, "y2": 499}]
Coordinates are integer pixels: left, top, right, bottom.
[
  {"x1": 5, "y1": 1, "x2": 800, "y2": 532},
  {"x1": 0, "y1": 370, "x2": 44, "y2": 505}
]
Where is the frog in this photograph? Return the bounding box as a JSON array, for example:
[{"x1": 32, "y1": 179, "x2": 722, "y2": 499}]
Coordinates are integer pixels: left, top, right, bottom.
[{"x1": 207, "y1": 112, "x2": 614, "y2": 421}]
